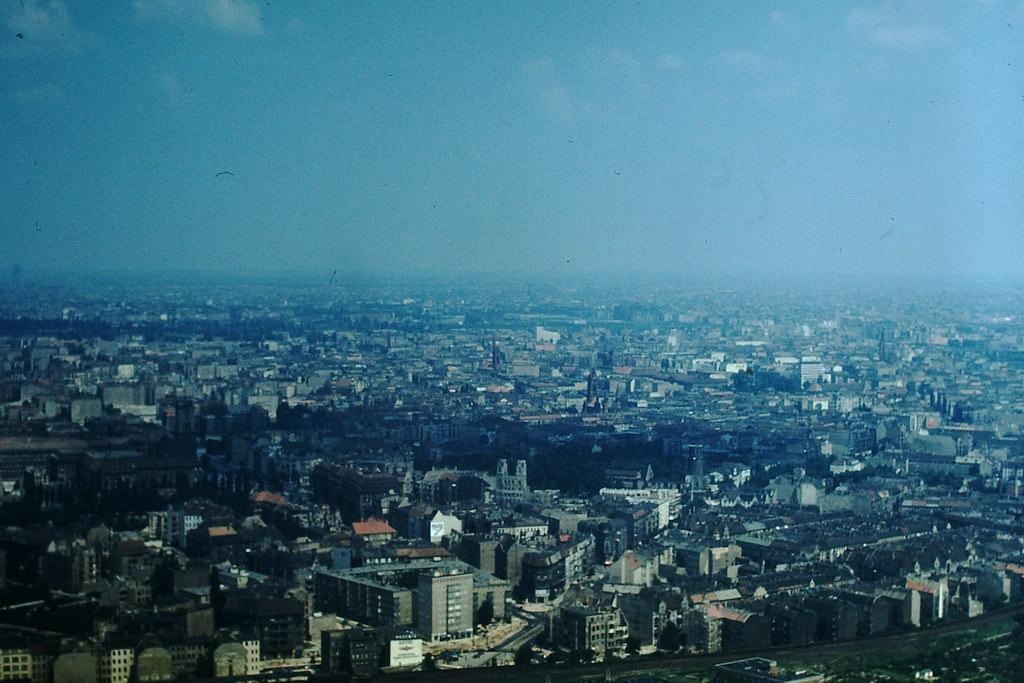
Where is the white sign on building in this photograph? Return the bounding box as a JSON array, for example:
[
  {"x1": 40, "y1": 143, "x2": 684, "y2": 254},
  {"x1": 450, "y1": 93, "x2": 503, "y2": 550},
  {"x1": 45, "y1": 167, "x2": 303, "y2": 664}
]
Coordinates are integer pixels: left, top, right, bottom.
[{"x1": 389, "y1": 638, "x2": 423, "y2": 668}]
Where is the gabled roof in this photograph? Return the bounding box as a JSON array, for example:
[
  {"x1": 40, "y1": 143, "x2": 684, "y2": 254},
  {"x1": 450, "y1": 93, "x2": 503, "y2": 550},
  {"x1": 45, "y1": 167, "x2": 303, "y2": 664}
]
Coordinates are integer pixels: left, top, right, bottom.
[
  {"x1": 705, "y1": 602, "x2": 753, "y2": 622},
  {"x1": 690, "y1": 588, "x2": 742, "y2": 604},
  {"x1": 395, "y1": 546, "x2": 449, "y2": 560},
  {"x1": 250, "y1": 490, "x2": 287, "y2": 506},
  {"x1": 352, "y1": 518, "x2": 396, "y2": 536}
]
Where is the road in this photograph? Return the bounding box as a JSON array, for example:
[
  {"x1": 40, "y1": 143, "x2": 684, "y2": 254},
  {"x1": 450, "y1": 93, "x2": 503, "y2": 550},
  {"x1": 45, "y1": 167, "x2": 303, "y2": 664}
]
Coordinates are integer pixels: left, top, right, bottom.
[{"x1": 494, "y1": 621, "x2": 545, "y2": 654}]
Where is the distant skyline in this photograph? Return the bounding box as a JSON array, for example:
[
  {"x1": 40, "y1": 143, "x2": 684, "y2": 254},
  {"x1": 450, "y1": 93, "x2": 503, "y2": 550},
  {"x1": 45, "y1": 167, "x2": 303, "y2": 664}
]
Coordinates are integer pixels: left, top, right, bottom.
[{"x1": 3, "y1": 1, "x2": 1023, "y2": 284}]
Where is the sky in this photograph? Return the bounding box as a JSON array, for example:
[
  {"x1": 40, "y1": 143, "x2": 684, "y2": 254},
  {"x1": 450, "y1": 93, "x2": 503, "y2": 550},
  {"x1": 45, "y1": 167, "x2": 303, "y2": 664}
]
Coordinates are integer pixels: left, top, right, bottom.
[{"x1": 2, "y1": 1, "x2": 1023, "y2": 285}]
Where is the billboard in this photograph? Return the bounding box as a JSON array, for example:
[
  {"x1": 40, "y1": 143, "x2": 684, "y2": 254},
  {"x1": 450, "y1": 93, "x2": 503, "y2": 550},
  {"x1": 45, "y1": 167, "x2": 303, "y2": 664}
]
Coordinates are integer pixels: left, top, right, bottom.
[
  {"x1": 389, "y1": 638, "x2": 423, "y2": 667},
  {"x1": 429, "y1": 520, "x2": 445, "y2": 542}
]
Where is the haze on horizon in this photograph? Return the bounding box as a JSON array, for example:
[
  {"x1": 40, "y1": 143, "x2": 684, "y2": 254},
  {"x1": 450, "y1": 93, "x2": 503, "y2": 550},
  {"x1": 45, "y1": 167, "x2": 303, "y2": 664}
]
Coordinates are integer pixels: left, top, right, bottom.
[{"x1": 2, "y1": 1, "x2": 1023, "y2": 285}]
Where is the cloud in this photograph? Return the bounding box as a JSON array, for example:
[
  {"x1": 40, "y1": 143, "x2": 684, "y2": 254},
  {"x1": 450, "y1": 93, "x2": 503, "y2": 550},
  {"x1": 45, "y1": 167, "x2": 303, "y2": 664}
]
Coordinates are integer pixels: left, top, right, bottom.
[
  {"x1": 721, "y1": 48, "x2": 766, "y2": 70},
  {"x1": 156, "y1": 71, "x2": 181, "y2": 100},
  {"x1": 9, "y1": 0, "x2": 74, "y2": 39},
  {"x1": 522, "y1": 59, "x2": 587, "y2": 122},
  {"x1": 154, "y1": 71, "x2": 197, "y2": 104},
  {"x1": 4, "y1": 0, "x2": 85, "y2": 53},
  {"x1": 134, "y1": 0, "x2": 263, "y2": 35},
  {"x1": 603, "y1": 48, "x2": 650, "y2": 96},
  {"x1": 847, "y1": 7, "x2": 950, "y2": 50},
  {"x1": 206, "y1": 0, "x2": 263, "y2": 35},
  {"x1": 131, "y1": 0, "x2": 183, "y2": 18}
]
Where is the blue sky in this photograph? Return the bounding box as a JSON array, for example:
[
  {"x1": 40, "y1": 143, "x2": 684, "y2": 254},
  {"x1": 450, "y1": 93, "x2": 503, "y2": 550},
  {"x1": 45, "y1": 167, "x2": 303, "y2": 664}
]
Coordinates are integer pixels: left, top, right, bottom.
[{"x1": 2, "y1": 1, "x2": 1023, "y2": 283}]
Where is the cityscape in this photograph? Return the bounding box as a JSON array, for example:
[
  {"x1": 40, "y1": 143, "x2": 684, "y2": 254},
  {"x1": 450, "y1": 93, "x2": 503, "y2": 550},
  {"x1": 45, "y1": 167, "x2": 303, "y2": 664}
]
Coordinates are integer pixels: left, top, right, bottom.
[
  {"x1": 0, "y1": 275, "x2": 1023, "y2": 681},
  {"x1": 4, "y1": 1, "x2": 1024, "y2": 681}
]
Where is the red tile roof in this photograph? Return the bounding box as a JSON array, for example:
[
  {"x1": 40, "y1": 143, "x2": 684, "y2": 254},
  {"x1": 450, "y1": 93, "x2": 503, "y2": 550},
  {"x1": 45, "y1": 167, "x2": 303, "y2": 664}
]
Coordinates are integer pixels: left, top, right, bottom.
[
  {"x1": 352, "y1": 518, "x2": 396, "y2": 536},
  {"x1": 251, "y1": 490, "x2": 287, "y2": 506}
]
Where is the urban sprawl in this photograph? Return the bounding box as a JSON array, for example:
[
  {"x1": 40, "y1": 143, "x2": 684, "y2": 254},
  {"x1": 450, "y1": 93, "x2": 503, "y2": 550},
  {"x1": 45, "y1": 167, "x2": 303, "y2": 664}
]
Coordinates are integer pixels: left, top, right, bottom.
[{"x1": 1, "y1": 277, "x2": 1023, "y2": 682}]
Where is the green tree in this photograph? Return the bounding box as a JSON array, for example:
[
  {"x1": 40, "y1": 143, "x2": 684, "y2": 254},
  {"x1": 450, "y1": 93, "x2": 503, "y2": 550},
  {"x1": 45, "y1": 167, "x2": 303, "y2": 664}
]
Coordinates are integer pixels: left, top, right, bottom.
[
  {"x1": 476, "y1": 597, "x2": 495, "y2": 626},
  {"x1": 657, "y1": 622, "x2": 683, "y2": 652}
]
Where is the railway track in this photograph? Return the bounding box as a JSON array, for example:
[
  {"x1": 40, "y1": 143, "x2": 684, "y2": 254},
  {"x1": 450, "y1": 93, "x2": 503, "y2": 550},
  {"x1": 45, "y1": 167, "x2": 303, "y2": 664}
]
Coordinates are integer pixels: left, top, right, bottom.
[{"x1": 340, "y1": 602, "x2": 1024, "y2": 683}]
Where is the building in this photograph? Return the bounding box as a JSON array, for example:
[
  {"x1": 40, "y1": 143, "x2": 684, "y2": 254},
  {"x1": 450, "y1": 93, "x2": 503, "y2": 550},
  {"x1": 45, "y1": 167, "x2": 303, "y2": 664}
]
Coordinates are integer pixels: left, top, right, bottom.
[
  {"x1": 99, "y1": 643, "x2": 134, "y2": 683},
  {"x1": 456, "y1": 535, "x2": 498, "y2": 575},
  {"x1": 321, "y1": 627, "x2": 420, "y2": 676},
  {"x1": 0, "y1": 643, "x2": 40, "y2": 683},
  {"x1": 352, "y1": 518, "x2": 397, "y2": 547},
  {"x1": 221, "y1": 596, "x2": 305, "y2": 658},
  {"x1": 311, "y1": 464, "x2": 402, "y2": 524},
  {"x1": 799, "y1": 357, "x2": 828, "y2": 387},
  {"x1": 158, "y1": 396, "x2": 196, "y2": 435},
  {"x1": 766, "y1": 602, "x2": 817, "y2": 646},
  {"x1": 801, "y1": 595, "x2": 857, "y2": 642},
  {"x1": 212, "y1": 641, "x2": 260, "y2": 678},
  {"x1": 674, "y1": 542, "x2": 742, "y2": 577},
  {"x1": 494, "y1": 459, "x2": 529, "y2": 508},
  {"x1": 616, "y1": 589, "x2": 672, "y2": 649},
  {"x1": 681, "y1": 606, "x2": 721, "y2": 653},
  {"x1": 415, "y1": 570, "x2": 473, "y2": 641},
  {"x1": 520, "y1": 547, "x2": 564, "y2": 601},
  {"x1": 315, "y1": 560, "x2": 508, "y2": 632},
  {"x1": 520, "y1": 535, "x2": 594, "y2": 602},
  {"x1": 555, "y1": 604, "x2": 627, "y2": 658},
  {"x1": 314, "y1": 571, "x2": 414, "y2": 629},
  {"x1": 164, "y1": 506, "x2": 202, "y2": 550},
  {"x1": 387, "y1": 632, "x2": 423, "y2": 669},
  {"x1": 134, "y1": 646, "x2": 172, "y2": 681},
  {"x1": 52, "y1": 651, "x2": 96, "y2": 683},
  {"x1": 344, "y1": 629, "x2": 383, "y2": 678},
  {"x1": 906, "y1": 575, "x2": 949, "y2": 623},
  {"x1": 715, "y1": 657, "x2": 824, "y2": 682},
  {"x1": 491, "y1": 518, "x2": 548, "y2": 542},
  {"x1": 70, "y1": 397, "x2": 102, "y2": 424}
]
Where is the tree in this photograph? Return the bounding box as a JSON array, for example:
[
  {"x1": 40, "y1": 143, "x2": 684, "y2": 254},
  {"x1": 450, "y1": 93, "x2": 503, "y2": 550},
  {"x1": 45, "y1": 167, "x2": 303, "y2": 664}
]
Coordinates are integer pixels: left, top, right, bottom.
[
  {"x1": 657, "y1": 622, "x2": 683, "y2": 652},
  {"x1": 275, "y1": 401, "x2": 291, "y2": 427},
  {"x1": 748, "y1": 464, "x2": 771, "y2": 489},
  {"x1": 476, "y1": 597, "x2": 495, "y2": 626},
  {"x1": 731, "y1": 368, "x2": 799, "y2": 394}
]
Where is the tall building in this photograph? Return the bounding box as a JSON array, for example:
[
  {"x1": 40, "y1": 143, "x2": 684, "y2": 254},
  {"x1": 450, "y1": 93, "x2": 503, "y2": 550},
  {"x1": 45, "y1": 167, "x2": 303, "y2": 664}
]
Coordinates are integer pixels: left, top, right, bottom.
[
  {"x1": 314, "y1": 560, "x2": 509, "y2": 632},
  {"x1": 799, "y1": 356, "x2": 828, "y2": 388},
  {"x1": 584, "y1": 371, "x2": 603, "y2": 413},
  {"x1": 158, "y1": 396, "x2": 196, "y2": 435},
  {"x1": 314, "y1": 571, "x2": 414, "y2": 628},
  {"x1": 416, "y1": 569, "x2": 473, "y2": 641},
  {"x1": 688, "y1": 444, "x2": 705, "y2": 490},
  {"x1": 494, "y1": 459, "x2": 529, "y2": 508},
  {"x1": 878, "y1": 327, "x2": 897, "y2": 363},
  {"x1": 456, "y1": 535, "x2": 498, "y2": 575},
  {"x1": 491, "y1": 336, "x2": 501, "y2": 373},
  {"x1": 165, "y1": 505, "x2": 202, "y2": 550}
]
